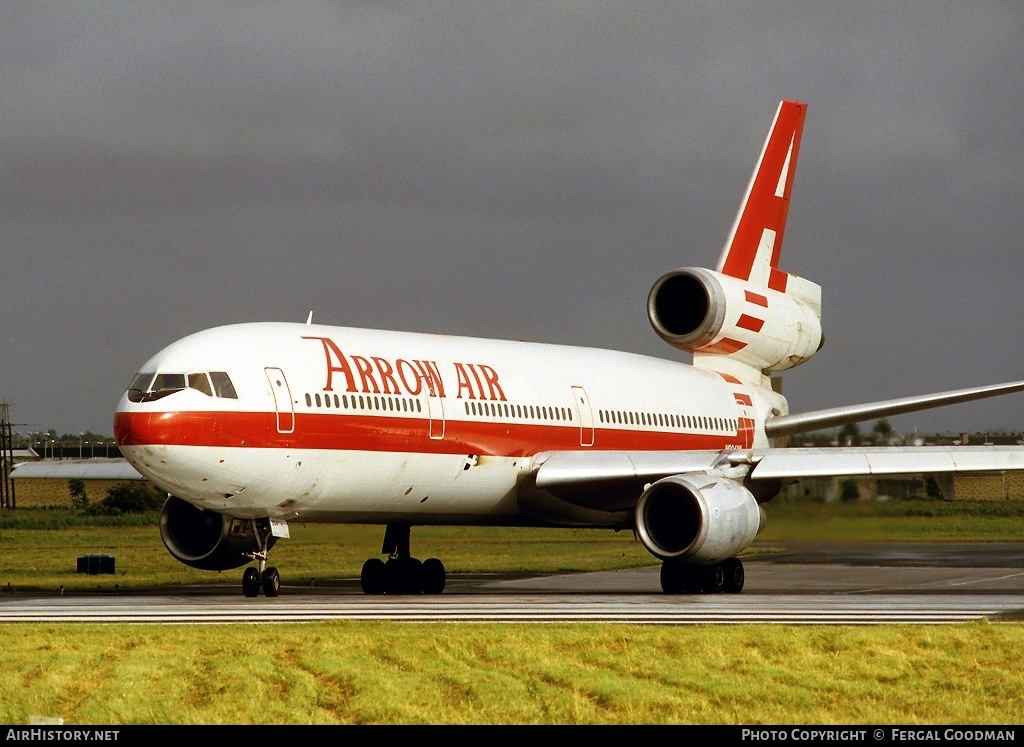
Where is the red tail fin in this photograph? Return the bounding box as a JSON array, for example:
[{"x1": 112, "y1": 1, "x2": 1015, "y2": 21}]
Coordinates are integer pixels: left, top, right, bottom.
[{"x1": 717, "y1": 100, "x2": 806, "y2": 291}]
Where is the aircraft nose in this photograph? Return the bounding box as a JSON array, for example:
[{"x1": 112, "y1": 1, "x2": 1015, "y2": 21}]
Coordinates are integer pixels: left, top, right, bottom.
[
  {"x1": 114, "y1": 411, "x2": 182, "y2": 446},
  {"x1": 113, "y1": 397, "x2": 133, "y2": 446}
]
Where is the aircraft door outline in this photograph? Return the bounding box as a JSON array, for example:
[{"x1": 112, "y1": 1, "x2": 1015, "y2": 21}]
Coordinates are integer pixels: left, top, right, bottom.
[
  {"x1": 571, "y1": 385, "x2": 594, "y2": 447},
  {"x1": 265, "y1": 367, "x2": 295, "y2": 434},
  {"x1": 427, "y1": 393, "x2": 445, "y2": 440}
]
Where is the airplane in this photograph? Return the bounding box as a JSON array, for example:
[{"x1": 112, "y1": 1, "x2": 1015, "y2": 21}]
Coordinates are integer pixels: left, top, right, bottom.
[{"x1": 113, "y1": 100, "x2": 1024, "y2": 598}]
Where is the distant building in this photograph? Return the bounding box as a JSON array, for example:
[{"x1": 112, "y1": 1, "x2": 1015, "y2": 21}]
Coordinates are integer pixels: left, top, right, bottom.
[
  {"x1": 9, "y1": 459, "x2": 146, "y2": 507},
  {"x1": 955, "y1": 471, "x2": 1024, "y2": 501},
  {"x1": 782, "y1": 471, "x2": 1024, "y2": 502}
]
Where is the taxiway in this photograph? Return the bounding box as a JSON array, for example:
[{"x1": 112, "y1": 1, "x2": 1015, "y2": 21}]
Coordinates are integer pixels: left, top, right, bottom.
[{"x1": 2, "y1": 542, "x2": 1022, "y2": 624}]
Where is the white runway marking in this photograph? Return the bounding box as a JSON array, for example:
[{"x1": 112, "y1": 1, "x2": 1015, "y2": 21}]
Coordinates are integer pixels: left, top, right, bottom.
[{"x1": 1, "y1": 592, "x2": 1021, "y2": 624}]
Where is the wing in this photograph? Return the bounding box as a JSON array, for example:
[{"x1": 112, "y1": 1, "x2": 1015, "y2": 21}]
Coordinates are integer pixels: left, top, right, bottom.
[{"x1": 529, "y1": 445, "x2": 1024, "y2": 511}]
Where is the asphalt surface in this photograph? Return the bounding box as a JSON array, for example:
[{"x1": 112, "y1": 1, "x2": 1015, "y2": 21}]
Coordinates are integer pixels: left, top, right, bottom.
[{"x1": 2, "y1": 542, "x2": 1023, "y2": 624}]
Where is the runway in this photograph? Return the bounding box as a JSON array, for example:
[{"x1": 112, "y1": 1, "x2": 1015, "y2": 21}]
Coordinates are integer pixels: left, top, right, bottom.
[{"x1": 3, "y1": 543, "x2": 1024, "y2": 625}]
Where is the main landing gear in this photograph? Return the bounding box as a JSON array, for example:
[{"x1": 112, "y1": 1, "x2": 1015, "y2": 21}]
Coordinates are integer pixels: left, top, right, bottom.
[
  {"x1": 241, "y1": 519, "x2": 281, "y2": 598},
  {"x1": 360, "y1": 523, "x2": 446, "y2": 595},
  {"x1": 660, "y1": 557, "x2": 745, "y2": 594}
]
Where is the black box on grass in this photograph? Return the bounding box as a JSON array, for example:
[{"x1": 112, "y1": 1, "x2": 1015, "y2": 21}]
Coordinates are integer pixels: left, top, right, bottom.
[{"x1": 77, "y1": 554, "x2": 115, "y2": 574}]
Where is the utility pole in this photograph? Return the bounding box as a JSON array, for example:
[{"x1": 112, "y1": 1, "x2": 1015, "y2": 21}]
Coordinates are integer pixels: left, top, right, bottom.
[{"x1": 1, "y1": 403, "x2": 16, "y2": 509}]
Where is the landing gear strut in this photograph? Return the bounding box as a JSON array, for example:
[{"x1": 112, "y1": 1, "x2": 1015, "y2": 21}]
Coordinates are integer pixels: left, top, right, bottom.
[
  {"x1": 360, "y1": 523, "x2": 446, "y2": 595},
  {"x1": 241, "y1": 519, "x2": 281, "y2": 598},
  {"x1": 660, "y1": 557, "x2": 744, "y2": 594}
]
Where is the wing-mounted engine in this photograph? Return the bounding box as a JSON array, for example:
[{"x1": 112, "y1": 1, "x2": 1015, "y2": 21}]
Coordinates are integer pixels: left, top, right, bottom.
[
  {"x1": 160, "y1": 495, "x2": 276, "y2": 571},
  {"x1": 634, "y1": 474, "x2": 766, "y2": 564},
  {"x1": 647, "y1": 267, "x2": 823, "y2": 379}
]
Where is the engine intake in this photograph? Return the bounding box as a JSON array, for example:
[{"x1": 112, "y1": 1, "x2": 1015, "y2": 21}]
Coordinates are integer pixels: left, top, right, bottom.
[
  {"x1": 648, "y1": 270, "x2": 722, "y2": 347},
  {"x1": 160, "y1": 495, "x2": 275, "y2": 571},
  {"x1": 635, "y1": 474, "x2": 766, "y2": 564},
  {"x1": 647, "y1": 267, "x2": 822, "y2": 373}
]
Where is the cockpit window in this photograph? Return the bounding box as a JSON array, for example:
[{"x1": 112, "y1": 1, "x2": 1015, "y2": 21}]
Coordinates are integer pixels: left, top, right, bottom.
[
  {"x1": 210, "y1": 371, "x2": 238, "y2": 399},
  {"x1": 129, "y1": 372, "x2": 155, "y2": 393},
  {"x1": 126, "y1": 372, "x2": 184, "y2": 402},
  {"x1": 188, "y1": 372, "x2": 214, "y2": 397},
  {"x1": 153, "y1": 373, "x2": 186, "y2": 391},
  {"x1": 126, "y1": 370, "x2": 238, "y2": 402},
  {"x1": 127, "y1": 372, "x2": 156, "y2": 402}
]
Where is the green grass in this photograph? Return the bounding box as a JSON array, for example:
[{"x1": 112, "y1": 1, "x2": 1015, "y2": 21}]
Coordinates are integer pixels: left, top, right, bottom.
[
  {"x1": 3, "y1": 498, "x2": 1024, "y2": 592},
  {"x1": 3, "y1": 498, "x2": 1024, "y2": 725},
  {"x1": 3, "y1": 623, "x2": 1024, "y2": 724},
  {"x1": 0, "y1": 515, "x2": 656, "y2": 593},
  {"x1": 760, "y1": 498, "x2": 1024, "y2": 542}
]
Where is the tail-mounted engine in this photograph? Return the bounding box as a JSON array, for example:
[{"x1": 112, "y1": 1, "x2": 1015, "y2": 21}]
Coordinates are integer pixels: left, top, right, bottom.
[
  {"x1": 634, "y1": 474, "x2": 766, "y2": 564},
  {"x1": 647, "y1": 267, "x2": 823, "y2": 374},
  {"x1": 160, "y1": 495, "x2": 276, "y2": 571}
]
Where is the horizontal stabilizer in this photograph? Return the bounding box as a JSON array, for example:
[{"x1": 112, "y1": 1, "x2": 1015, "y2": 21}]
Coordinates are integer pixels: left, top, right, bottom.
[
  {"x1": 764, "y1": 380, "x2": 1024, "y2": 439},
  {"x1": 747, "y1": 445, "x2": 1024, "y2": 480}
]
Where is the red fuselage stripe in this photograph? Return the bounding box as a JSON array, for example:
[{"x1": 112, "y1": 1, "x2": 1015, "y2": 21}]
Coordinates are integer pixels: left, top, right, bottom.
[{"x1": 114, "y1": 410, "x2": 752, "y2": 457}]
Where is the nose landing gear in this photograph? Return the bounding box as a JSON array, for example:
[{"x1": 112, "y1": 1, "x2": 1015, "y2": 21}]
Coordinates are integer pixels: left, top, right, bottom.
[
  {"x1": 241, "y1": 563, "x2": 281, "y2": 598},
  {"x1": 241, "y1": 519, "x2": 281, "y2": 598}
]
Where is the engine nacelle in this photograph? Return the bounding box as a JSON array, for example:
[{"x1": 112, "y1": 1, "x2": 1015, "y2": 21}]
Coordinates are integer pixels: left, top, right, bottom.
[
  {"x1": 634, "y1": 474, "x2": 766, "y2": 564},
  {"x1": 647, "y1": 267, "x2": 822, "y2": 373},
  {"x1": 160, "y1": 495, "x2": 276, "y2": 571}
]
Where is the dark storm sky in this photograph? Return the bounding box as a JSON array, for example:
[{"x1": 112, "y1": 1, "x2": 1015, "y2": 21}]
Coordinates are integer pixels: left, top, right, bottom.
[{"x1": 1, "y1": 2, "x2": 1021, "y2": 438}]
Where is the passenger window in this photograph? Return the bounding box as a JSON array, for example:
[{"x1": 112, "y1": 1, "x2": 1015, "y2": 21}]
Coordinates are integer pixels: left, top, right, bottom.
[
  {"x1": 188, "y1": 373, "x2": 213, "y2": 396},
  {"x1": 210, "y1": 372, "x2": 238, "y2": 399}
]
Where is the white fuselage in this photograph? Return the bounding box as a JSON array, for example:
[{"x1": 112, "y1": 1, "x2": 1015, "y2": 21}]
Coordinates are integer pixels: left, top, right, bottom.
[{"x1": 114, "y1": 322, "x2": 782, "y2": 525}]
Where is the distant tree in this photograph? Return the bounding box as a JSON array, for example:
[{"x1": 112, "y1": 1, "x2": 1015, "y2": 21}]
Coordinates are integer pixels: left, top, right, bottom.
[
  {"x1": 872, "y1": 419, "x2": 894, "y2": 445},
  {"x1": 68, "y1": 478, "x2": 89, "y2": 509},
  {"x1": 838, "y1": 422, "x2": 861, "y2": 446},
  {"x1": 95, "y1": 482, "x2": 164, "y2": 515},
  {"x1": 791, "y1": 432, "x2": 833, "y2": 447}
]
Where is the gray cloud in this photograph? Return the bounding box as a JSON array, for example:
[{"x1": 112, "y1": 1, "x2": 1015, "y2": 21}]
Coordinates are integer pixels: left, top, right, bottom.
[{"x1": 1, "y1": 1, "x2": 1021, "y2": 437}]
